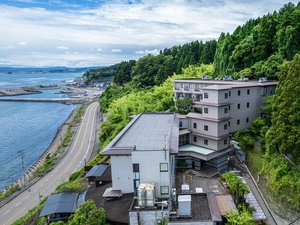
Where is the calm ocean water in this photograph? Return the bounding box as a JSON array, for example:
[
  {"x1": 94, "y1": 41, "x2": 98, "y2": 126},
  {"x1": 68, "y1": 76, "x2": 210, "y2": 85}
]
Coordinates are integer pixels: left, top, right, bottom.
[{"x1": 0, "y1": 72, "x2": 83, "y2": 190}]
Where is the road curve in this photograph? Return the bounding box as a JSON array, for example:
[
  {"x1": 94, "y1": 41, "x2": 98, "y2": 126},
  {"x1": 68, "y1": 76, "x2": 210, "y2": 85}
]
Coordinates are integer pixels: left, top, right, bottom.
[{"x1": 0, "y1": 101, "x2": 99, "y2": 225}]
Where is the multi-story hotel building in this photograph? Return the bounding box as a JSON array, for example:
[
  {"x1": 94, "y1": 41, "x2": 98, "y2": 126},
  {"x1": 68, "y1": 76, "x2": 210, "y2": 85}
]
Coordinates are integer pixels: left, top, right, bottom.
[{"x1": 174, "y1": 78, "x2": 277, "y2": 171}]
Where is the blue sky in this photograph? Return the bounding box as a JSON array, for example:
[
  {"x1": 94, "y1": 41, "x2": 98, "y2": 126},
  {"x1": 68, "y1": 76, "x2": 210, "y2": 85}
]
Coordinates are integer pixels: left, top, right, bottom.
[{"x1": 0, "y1": 0, "x2": 298, "y2": 67}]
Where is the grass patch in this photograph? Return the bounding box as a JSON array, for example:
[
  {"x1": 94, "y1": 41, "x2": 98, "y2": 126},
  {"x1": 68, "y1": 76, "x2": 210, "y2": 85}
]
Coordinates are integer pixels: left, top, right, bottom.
[
  {"x1": 247, "y1": 143, "x2": 264, "y2": 178},
  {"x1": 72, "y1": 105, "x2": 84, "y2": 125},
  {"x1": 0, "y1": 184, "x2": 20, "y2": 201}
]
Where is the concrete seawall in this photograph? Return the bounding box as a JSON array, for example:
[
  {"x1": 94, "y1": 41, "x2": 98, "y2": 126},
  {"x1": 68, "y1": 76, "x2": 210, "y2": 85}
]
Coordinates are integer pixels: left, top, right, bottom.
[{"x1": 0, "y1": 97, "x2": 84, "y2": 104}]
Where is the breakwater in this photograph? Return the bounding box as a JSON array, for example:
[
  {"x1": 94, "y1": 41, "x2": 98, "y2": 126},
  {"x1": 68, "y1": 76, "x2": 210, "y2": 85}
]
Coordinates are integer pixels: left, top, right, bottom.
[{"x1": 0, "y1": 97, "x2": 84, "y2": 104}]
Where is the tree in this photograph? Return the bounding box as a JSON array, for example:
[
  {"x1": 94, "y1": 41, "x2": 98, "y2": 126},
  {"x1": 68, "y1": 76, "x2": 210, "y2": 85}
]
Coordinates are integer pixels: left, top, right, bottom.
[
  {"x1": 221, "y1": 173, "x2": 250, "y2": 204},
  {"x1": 225, "y1": 207, "x2": 255, "y2": 225},
  {"x1": 176, "y1": 97, "x2": 192, "y2": 114},
  {"x1": 67, "y1": 200, "x2": 107, "y2": 225},
  {"x1": 266, "y1": 54, "x2": 300, "y2": 163}
]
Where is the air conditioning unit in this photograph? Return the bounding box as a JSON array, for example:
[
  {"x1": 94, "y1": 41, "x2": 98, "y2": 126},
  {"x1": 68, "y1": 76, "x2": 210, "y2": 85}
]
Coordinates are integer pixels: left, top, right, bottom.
[
  {"x1": 138, "y1": 183, "x2": 156, "y2": 208},
  {"x1": 181, "y1": 184, "x2": 190, "y2": 194},
  {"x1": 178, "y1": 195, "x2": 192, "y2": 216}
]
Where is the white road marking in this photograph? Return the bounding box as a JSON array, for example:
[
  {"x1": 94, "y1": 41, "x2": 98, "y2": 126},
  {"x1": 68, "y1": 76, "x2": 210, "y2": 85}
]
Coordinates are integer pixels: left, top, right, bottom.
[
  {"x1": 23, "y1": 196, "x2": 29, "y2": 200},
  {"x1": 4, "y1": 210, "x2": 11, "y2": 215},
  {"x1": 15, "y1": 202, "x2": 22, "y2": 207}
]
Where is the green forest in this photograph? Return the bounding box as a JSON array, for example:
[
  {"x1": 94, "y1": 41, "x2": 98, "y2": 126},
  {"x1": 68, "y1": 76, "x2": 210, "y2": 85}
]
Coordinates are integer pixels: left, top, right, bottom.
[{"x1": 84, "y1": 2, "x2": 300, "y2": 212}]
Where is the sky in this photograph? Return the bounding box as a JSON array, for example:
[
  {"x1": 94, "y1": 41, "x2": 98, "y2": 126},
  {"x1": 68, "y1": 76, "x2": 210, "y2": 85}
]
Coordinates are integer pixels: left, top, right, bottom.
[{"x1": 0, "y1": 0, "x2": 298, "y2": 67}]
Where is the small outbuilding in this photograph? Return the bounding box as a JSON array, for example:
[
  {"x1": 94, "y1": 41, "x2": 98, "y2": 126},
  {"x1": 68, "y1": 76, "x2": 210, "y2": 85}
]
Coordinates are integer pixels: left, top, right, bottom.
[
  {"x1": 86, "y1": 164, "x2": 111, "y2": 187},
  {"x1": 40, "y1": 192, "x2": 84, "y2": 223}
]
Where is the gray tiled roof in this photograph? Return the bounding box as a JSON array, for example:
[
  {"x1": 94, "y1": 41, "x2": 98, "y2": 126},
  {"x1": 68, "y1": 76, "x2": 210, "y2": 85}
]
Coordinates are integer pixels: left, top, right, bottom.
[
  {"x1": 102, "y1": 113, "x2": 179, "y2": 155},
  {"x1": 40, "y1": 192, "x2": 79, "y2": 217}
]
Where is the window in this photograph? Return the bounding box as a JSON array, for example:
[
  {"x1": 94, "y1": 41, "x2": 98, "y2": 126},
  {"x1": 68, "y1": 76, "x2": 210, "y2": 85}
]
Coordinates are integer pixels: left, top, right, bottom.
[
  {"x1": 237, "y1": 104, "x2": 240, "y2": 109},
  {"x1": 133, "y1": 164, "x2": 139, "y2": 172},
  {"x1": 228, "y1": 121, "x2": 231, "y2": 127},
  {"x1": 204, "y1": 108, "x2": 208, "y2": 114},
  {"x1": 247, "y1": 102, "x2": 250, "y2": 108},
  {"x1": 204, "y1": 125, "x2": 208, "y2": 131},
  {"x1": 262, "y1": 87, "x2": 267, "y2": 95},
  {"x1": 237, "y1": 119, "x2": 240, "y2": 125},
  {"x1": 160, "y1": 186, "x2": 169, "y2": 195},
  {"x1": 179, "y1": 121, "x2": 183, "y2": 128},
  {"x1": 229, "y1": 91, "x2": 231, "y2": 97},
  {"x1": 246, "y1": 117, "x2": 249, "y2": 123},
  {"x1": 228, "y1": 105, "x2": 231, "y2": 110},
  {"x1": 224, "y1": 107, "x2": 228, "y2": 114},
  {"x1": 193, "y1": 136, "x2": 197, "y2": 142},
  {"x1": 160, "y1": 163, "x2": 168, "y2": 172},
  {"x1": 224, "y1": 92, "x2": 228, "y2": 99},
  {"x1": 193, "y1": 123, "x2": 197, "y2": 129},
  {"x1": 238, "y1": 90, "x2": 241, "y2": 96},
  {"x1": 133, "y1": 164, "x2": 140, "y2": 196},
  {"x1": 224, "y1": 124, "x2": 228, "y2": 130},
  {"x1": 224, "y1": 139, "x2": 228, "y2": 145},
  {"x1": 247, "y1": 89, "x2": 250, "y2": 95},
  {"x1": 204, "y1": 139, "x2": 208, "y2": 145},
  {"x1": 204, "y1": 93, "x2": 208, "y2": 99}
]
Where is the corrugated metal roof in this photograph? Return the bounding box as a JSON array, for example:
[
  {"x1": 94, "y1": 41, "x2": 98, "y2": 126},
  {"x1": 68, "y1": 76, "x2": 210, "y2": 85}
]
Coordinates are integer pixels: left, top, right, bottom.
[
  {"x1": 207, "y1": 192, "x2": 222, "y2": 222},
  {"x1": 86, "y1": 164, "x2": 108, "y2": 178},
  {"x1": 40, "y1": 192, "x2": 79, "y2": 217},
  {"x1": 215, "y1": 195, "x2": 237, "y2": 216}
]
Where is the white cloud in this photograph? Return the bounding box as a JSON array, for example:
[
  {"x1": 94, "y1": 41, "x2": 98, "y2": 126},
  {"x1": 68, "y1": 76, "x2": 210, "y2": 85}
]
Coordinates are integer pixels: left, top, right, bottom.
[
  {"x1": 111, "y1": 49, "x2": 122, "y2": 53},
  {"x1": 2, "y1": 45, "x2": 15, "y2": 49},
  {"x1": 56, "y1": 46, "x2": 69, "y2": 50},
  {"x1": 0, "y1": 0, "x2": 298, "y2": 67},
  {"x1": 135, "y1": 49, "x2": 160, "y2": 55},
  {"x1": 18, "y1": 41, "x2": 27, "y2": 45}
]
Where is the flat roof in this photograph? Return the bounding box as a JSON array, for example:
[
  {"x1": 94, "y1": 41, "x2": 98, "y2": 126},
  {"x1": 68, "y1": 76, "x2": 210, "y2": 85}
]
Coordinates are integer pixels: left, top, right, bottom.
[
  {"x1": 179, "y1": 144, "x2": 215, "y2": 155},
  {"x1": 40, "y1": 192, "x2": 79, "y2": 217},
  {"x1": 102, "y1": 113, "x2": 179, "y2": 155}
]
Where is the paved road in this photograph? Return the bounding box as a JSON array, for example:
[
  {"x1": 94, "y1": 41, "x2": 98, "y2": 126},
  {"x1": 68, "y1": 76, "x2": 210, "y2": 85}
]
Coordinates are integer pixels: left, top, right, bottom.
[{"x1": 0, "y1": 101, "x2": 99, "y2": 225}]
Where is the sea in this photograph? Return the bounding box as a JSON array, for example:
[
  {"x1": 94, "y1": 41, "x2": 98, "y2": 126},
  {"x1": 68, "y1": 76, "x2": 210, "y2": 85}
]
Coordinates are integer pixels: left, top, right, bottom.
[{"x1": 0, "y1": 71, "x2": 84, "y2": 190}]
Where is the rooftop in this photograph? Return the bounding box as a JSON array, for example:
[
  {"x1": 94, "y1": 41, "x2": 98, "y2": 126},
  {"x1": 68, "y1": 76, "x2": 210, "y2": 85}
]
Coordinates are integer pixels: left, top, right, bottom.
[
  {"x1": 179, "y1": 144, "x2": 215, "y2": 156},
  {"x1": 40, "y1": 192, "x2": 79, "y2": 217},
  {"x1": 102, "y1": 113, "x2": 179, "y2": 155},
  {"x1": 173, "y1": 78, "x2": 278, "y2": 87},
  {"x1": 86, "y1": 164, "x2": 109, "y2": 178},
  {"x1": 178, "y1": 144, "x2": 233, "y2": 161},
  {"x1": 86, "y1": 182, "x2": 133, "y2": 224}
]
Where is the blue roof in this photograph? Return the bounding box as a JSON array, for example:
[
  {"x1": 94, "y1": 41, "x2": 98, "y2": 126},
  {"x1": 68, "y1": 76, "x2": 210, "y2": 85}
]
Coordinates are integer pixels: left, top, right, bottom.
[
  {"x1": 40, "y1": 192, "x2": 79, "y2": 217},
  {"x1": 86, "y1": 164, "x2": 108, "y2": 178}
]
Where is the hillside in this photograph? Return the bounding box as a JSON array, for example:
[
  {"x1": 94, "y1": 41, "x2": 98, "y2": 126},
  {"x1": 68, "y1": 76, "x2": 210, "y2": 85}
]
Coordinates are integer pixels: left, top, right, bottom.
[{"x1": 214, "y1": 2, "x2": 300, "y2": 78}]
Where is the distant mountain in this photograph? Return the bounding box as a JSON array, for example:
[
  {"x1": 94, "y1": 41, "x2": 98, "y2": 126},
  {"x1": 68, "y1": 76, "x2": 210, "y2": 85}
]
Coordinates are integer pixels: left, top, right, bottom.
[{"x1": 0, "y1": 66, "x2": 104, "y2": 74}]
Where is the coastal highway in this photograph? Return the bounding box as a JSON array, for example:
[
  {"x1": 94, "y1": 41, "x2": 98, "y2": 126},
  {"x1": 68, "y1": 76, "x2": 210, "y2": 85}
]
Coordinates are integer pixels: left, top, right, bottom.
[{"x1": 0, "y1": 101, "x2": 99, "y2": 225}]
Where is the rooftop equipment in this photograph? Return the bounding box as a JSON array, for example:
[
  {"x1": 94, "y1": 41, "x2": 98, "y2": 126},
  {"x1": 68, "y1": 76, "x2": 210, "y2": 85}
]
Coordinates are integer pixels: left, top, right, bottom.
[
  {"x1": 138, "y1": 183, "x2": 156, "y2": 207},
  {"x1": 181, "y1": 184, "x2": 190, "y2": 194},
  {"x1": 178, "y1": 195, "x2": 192, "y2": 216},
  {"x1": 258, "y1": 77, "x2": 268, "y2": 82}
]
